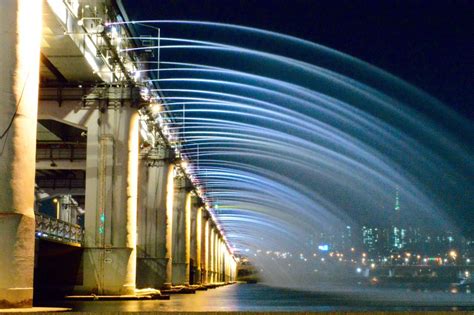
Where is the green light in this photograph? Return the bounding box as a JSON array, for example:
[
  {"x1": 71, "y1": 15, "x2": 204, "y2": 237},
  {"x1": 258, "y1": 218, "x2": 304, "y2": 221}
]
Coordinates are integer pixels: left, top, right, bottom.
[
  {"x1": 394, "y1": 187, "x2": 400, "y2": 211},
  {"x1": 100, "y1": 213, "x2": 105, "y2": 223}
]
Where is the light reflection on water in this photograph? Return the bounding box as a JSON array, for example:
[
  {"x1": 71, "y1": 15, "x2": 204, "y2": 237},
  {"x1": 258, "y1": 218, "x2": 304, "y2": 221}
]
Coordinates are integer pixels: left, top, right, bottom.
[{"x1": 49, "y1": 283, "x2": 474, "y2": 312}]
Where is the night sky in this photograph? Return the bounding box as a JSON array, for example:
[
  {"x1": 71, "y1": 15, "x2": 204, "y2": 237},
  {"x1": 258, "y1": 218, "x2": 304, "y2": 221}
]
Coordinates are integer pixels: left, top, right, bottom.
[{"x1": 122, "y1": 0, "x2": 473, "y2": 120}]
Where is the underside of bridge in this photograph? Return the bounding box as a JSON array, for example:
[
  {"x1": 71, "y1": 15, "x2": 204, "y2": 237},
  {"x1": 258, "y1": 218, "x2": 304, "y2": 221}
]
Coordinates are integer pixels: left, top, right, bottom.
[{"x1": 0, "y1": 0, "x2": 236, "y2": 308}]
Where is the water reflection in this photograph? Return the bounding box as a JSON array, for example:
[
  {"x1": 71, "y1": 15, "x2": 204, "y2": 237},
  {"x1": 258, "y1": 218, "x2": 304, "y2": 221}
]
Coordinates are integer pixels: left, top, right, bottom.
[{"x1": 46, "y1": 283, "x2": 474, "y2": 312}]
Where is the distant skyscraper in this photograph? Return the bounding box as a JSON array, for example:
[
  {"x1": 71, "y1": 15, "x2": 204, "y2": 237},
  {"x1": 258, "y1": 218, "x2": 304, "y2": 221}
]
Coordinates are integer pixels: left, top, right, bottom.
[
  {"x1": 362, "y1": 226, "x2": 379, "y2": 254},
  {"x1": 391, "y1": 186, "x2": 406, "y2": 251}
]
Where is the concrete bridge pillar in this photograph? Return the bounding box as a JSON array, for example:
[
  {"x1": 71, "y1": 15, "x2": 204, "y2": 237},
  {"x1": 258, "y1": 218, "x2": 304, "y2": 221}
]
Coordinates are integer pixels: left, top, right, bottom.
[
  {"x1": 189, "y1": 198, "x2": 202, "y2": 284},
  {"x1": 216, "y1": 237, "x2": 221, "y2": 282},
  {"x1": 81, "y1": 106, "x2": 140, "y2": 295},
  {"x1": 227, "y1": 252, "x2": 232, "y2": 282},
  {"x1": 202, "y1": 216, "x2": 210, "y2": 284},
  {"x1": 218, "y1": 238, "x2": 224, "y2": 282},
  {"x1": 230, "y1": 257, "x2": 237, "y2": 281},
  {"x1": 224, "y1": 252, "x2": 229, "y2": 282},
  {"x1": 0, "y1": 0, "x2": 42, "y2": 308},
  {"x1": 136, "y1": 147, "x2": 175, "y2": 289},
  {"x1": 38, "y1": 86, "x2": 144, "y2": 295},
  {"x1": 229, "y1": 253, "x2": 234, "y2": 281},
  {"x1": 212, "y1": 228, "x2": 219, "y2": 283},
  {"x1": 223, "y1": 243, "x2": 228, "y2": 282},
  {"x1": 208, "y1": 226, "x2": 215, "y2": 283},
  {"x1": 220, "y1": 240, "x2": 225, "y2": 282},
  {"x1": 214, "y1": 228, "x2": 220, "y2": 283},
  {"x1": 172, "y1": 176, "x2": 192, "y2": 285}
]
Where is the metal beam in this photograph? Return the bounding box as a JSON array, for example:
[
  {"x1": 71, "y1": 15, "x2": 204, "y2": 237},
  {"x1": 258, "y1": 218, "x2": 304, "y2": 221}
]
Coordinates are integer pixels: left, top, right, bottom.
[{"x1": 40, "y1": 53, "x2": 68, "y2": 83}]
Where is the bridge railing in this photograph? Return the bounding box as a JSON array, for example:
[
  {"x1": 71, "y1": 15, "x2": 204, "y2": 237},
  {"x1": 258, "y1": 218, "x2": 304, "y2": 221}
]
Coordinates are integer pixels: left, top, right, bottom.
[{"x1": 35, "y1": 212, "x2": 84, "y2": 246}]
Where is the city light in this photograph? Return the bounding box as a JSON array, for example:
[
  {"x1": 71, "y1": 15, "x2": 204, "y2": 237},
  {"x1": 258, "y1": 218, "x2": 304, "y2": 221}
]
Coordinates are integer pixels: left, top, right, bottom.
[{"x1": 318, "y1": 245, "x2": 329, "y2": 251}]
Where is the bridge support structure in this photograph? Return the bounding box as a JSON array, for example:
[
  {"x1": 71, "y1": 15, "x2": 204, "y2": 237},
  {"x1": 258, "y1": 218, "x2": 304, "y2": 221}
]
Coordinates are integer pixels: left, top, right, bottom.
[
  {"x1": 38, "y1": 87, "x2": 144, "y2": 295},
  {"x1": 218, "y1": 237, "x2": 224, "y2": 282},
  {"x1": 137, "y1": 146, "x2": 175, "y2": 289},
  {"x1": 190, "y1": 198, "x2": 203, "y2": 284},
  {"x1": 210, "y1": 226, "x2": 218, "y2": 283},
  {"x1": 201, "y1": 215, "x2": 210, "y2": 284},
  {"x1": 82, "y1": 105, "x2": 139, "y2": 295},
  {"x1": 216, "y1": 235, "x2": 221, "y2": 282},
  {"x1": 0, "y1": 0, "x2": 42, "y2": 308},
  {"x1": 0, "y1": 0, "x2": 239, "y2": 302},
  {"x1": 172, "y1": 175, "x2": 192, "y2": 285}
]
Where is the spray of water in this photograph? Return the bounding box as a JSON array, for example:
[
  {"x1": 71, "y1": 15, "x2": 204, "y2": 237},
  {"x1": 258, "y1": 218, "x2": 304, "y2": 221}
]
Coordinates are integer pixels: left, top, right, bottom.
[{"x1": 109, "y1": 20, "x2": 473, "y2": 296}]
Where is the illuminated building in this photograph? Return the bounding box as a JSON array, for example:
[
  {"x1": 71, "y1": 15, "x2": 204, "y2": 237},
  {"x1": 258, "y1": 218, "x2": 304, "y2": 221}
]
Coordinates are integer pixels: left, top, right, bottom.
[{"x1": 390, "y1": 187, "x2": 406, "y2": 251}]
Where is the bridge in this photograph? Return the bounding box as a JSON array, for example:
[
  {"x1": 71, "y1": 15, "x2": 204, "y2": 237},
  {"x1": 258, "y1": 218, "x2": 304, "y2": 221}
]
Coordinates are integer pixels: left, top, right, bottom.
[
  {"x1": 35, "y1": 211, "x2": 84, "y2": 246},
  {"x1": 0, "y1": 0, "x2": 237, "y2": 308}
]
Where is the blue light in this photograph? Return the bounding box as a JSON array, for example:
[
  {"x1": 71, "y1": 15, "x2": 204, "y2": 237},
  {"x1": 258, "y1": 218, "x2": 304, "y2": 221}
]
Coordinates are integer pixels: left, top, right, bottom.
[{"x1": 318, "y1": 245, "x2": 329, "y2": 251}]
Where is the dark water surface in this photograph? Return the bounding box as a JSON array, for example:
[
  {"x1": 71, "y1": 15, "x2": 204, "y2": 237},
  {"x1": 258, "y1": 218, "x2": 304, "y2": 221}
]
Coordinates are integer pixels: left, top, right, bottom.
[{"x1": 47, "y1": 283, "x2": 474, "y2": 312}]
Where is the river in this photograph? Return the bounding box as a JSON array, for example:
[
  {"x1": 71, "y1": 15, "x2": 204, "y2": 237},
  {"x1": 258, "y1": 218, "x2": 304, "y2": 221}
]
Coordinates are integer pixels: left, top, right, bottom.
[{"x1": 40, "y1": 283, "x2": 474, "y2": 312}]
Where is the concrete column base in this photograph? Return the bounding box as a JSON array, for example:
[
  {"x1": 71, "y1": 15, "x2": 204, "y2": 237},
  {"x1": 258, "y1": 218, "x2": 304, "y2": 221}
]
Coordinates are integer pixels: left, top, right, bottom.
[
  {"x1": 0, "y1": 288, "x2": 33, "y2": 309},
  {"x1": 0, "y1": 214, "x2": 35, "y2": 308},
  {"x1": 161, "y1": 282, "x2": 172, "y2": 290},
  {"x1": 172, "y1": 262, "x2": 189, "y2": 285},
  {"x1": 136, "y1": 257, "x2": 168, "y2": 289},
  {"x1": 80, "y1": 247, "x2": 135, "y2": 295},
  {"x1": 201, "y1": 270, "x2": 207, "y2": 284},
  {"x1": 194, "y1": 270, "x2": 202, "y2": 285}
]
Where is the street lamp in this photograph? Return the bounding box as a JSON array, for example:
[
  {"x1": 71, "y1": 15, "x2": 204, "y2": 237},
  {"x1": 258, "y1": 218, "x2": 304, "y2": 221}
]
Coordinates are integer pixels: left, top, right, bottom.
[{"x1": 52, "y1": 198, "x2": 60, "y2": 219}]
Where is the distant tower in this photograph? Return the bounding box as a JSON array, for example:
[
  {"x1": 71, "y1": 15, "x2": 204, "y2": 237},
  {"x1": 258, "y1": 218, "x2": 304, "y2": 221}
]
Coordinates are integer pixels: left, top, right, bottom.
[
  {"x1": 391, "y1": 186, "x2": 405, "y2": 251},
  {"x1": 395, "y1": 187, "x2": 400, "y2": 212}
]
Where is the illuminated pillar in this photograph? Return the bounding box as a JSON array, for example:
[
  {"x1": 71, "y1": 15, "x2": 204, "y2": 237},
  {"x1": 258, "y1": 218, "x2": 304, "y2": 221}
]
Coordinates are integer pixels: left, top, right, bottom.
[
  {"x1": 195, "y1": 206, "x2": 202, "y2": 284},
  {"x1": 137, "y1": 147, "x2": 174, "y2": 289},
  {"x1": 220, "y1": 240, "x2": 225, "y2": 282},
  {"x1": 231, "y1": 257, "x2": 236, "y2": 281},
  {"x1": 223, "y1": 243, "x2": 227, "y2": 282},
  {"x1": 172, "y1": 176, "x2": 191, "y2": 285},
  {"x1": 214, "y1": 229, "x2": 220, "y2": 283},
  {"x1": 163, "y1": 163, "x2": 175, "y2": 289},
  {"x1": 224, "y1": 251, "x2": 229, "y2": 283},
  {"x1": 227, "y1": 253, "x2": 231, "y2": 282},
  {"x1": 202, "y1": 216, "x2": 209, "y2": 284},
  {"x1": 213, "y1": 229, "x2": 219, "y2": 283},
  {"x1": 209, "y1": 226, "x2": 215, "y2": 283},
  {"x1": 81, "y1": 106, "x2": 139, "y2": 295},
  {"x1": 228, "y1": 257, "x2": 232, "y2": 282},
  {"x1": 189, "y1": 198, "x2": 202, "y2": 285},
  {"x1": 218, "y1": 239, "x2": 223, "y2": 282},
  {"x1": 0, "y1": 0, "x2": 42, "y2": 308},
  {"x1": 216, "y1": 237, "x2": 221, "y2": 282}
]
